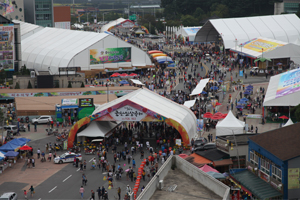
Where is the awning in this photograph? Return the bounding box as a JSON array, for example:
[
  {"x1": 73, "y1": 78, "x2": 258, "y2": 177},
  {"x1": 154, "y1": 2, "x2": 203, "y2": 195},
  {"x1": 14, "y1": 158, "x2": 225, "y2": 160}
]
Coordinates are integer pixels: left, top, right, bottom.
[
  {"x1": 77, "y1": 121, "x2": 120, "y2": 137},
  {"x1": 190, "y1": 78, "x2": 210, "y2": 96},
  {"x1": 62, "y1": 105, "x2": 78, "y2": 109},
  {"x1": 213, "y1": 159, "x2": 233, "y2": 167},
  {"x1": 183, "y1": 100, "x2": 196, "y2": 108},
  {"x1": 231, "y1": 170, "x2": 282, "y2": 199},
  {"x1": 130, "y1": 79, "x2": 145, "y2": 86}
]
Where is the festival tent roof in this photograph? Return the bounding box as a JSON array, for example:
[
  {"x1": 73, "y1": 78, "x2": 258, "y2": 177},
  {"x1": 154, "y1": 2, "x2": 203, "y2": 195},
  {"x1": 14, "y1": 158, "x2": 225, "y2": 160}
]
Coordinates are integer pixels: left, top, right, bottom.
[
  {"x1": 176, "y1": 26, "x2": 202, "y2": 42},
  {"x1": 194, "y1": 14, "x2": 300, "y2": 49},
  {"x1": 9, "y1": 138, "x2": 27, "y2": 146},
  {"x1": 93, "y1": 88, "x2": 197, "y2": 141},
  {"x1": 183, "y1": 100, "x2": 196, "y2": 108},
  {"x1": 13, "y1": 20, "x2": 44, "y2": 40},
  {"x1": 190, "y1": 78, "x2": 210, "y2": 96},
  {"x1": 264, "y1": 68, "x2": 300, "y2": 106},
  {"x1": 0, "y1": 142, "x2": 19, "y2": 152},
  {"x1": 101, "y1": 18, "x2": 134, "y2": 33},
  {"x1": 130, "y1": 79, "x2": 144, "y2": 85},
  {"x1": 77, "y1": 121, "x2": 120, "y2": 137},
  {"x1": 216, "y1": 110, "x2": 245, "y2": 137},
  {"x1": 4, "y1": 151, "x2": 19, "y2": 157},
  {"x1": 283, "y1": 118, "x2": 294, "y2": 127}
]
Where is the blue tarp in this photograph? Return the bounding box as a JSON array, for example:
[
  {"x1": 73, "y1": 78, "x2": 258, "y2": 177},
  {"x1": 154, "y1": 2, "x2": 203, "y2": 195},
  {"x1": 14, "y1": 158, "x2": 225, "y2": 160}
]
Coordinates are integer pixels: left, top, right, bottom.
[
  {"x1": 10, "y1": 138, "x2": 26, "y2": 146},
  {"x1": 18, "y1": 138, "x2": 31, "y2": 144},
  {"x1": 4, "y1": 151, "x2": 19, "y2": 157},
  {"x1": 0, "y1": 142, "x2": 19, "y2": 151}
]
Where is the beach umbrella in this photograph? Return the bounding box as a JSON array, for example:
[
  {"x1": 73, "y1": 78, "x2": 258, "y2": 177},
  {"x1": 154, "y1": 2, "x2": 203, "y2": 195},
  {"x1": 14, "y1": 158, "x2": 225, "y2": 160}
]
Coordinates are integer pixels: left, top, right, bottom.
[
  {"x1": 129, "y1": 73, "x2": 137, "y2": 77},
  {"x1": 238, "y1": 100, "x2": 247, "y2": 104},
  {"x1": 236, "y1": 105, "x2": 244, "y2": 109},
  {"x1": 244, "y1": 91, "x2": 251, "y2": 95},
  {"x1": 120, "y1": 73, "x2": 128, "y2": 77},
  {"x1": 215, "y1": 102, "x2": 222, "y2": 106},
  {"x1": 241, "y1": 97, "x2": 249, "y2": 101},
  {"x1": 246, "y1": 85, "x2": 253, "y2": 88},
  {"x1": 211, "y1": 115, "x2": 222, "y2": 120},
  {"x1": 279, "y1": 115, "x2": 289, "y2": 120},
  {"x1": 20, "y1": 145, "x2": 32, "y2": 151},
  {"x1": 203, "y1": 112, "x2": 213, "y2": 118},
  {"x1": 221, "y1": 114, "x2": 227, "y2": 118},
  {"x1": 110, "y1": 73, "x2": 121, "y2": 77}
]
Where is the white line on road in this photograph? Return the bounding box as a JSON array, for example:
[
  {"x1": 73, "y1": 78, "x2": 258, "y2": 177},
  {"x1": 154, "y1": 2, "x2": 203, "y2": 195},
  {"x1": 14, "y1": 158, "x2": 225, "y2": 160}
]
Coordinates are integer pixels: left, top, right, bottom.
[
  {"x1": 38, "y1": 198, "x2": 41, "y2": 200},
  {"x1": 77, "y1": 168, "x2": 80, "y2": 171},
  {"x1": 89, "y1": 157, "x2": 94, "y2": 162},
  {"x1": 63, "y1": 175, "x2": 72, "y2": 182},
  {"x1": 48, "y1": 186, "x2": 57, "y2": 193}
]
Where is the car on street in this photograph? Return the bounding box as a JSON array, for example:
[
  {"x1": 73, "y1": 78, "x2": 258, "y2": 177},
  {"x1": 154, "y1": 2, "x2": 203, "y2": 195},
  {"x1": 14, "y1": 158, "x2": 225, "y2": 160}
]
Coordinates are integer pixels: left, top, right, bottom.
[
  {"x1": 194, "y1": 137, "x2": 208, "y2": 147},
  {"x1": 250, "y1": 67, "x2": 259, "y2": 73},
  {"x1": 54, "y1": 152, "x2": 82, "y2": 164},
  {"x1": 3, "y1": 125, "x2": 18, "y2": 135},
  {"x1": 194, "y1": 143, "x2": 216, "y2": 151},
  {"x1": 32, "y1": 115, "x2": 52, "y2": 124},
  {"x1": 0, "y1": 192, "x2": 18, "y2": 200}
]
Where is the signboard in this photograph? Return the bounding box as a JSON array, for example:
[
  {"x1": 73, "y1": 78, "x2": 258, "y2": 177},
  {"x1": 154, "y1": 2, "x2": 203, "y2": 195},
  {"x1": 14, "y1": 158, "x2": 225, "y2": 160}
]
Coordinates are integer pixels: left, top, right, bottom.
[
  {"x1": 2, "y1": 0, "x2": 14, "y2": 16},
  {"x1": 110, "y1": 105, "x2": 146, "y2": 121},
  {"x1": 259, "y1": 170, "x2": 270, "y2": 182},
  {"x1": 63, "y1": 141, "x2": 67, "y2": 150},
  {"x1": 55, "y1": 21, "x2": 71, "y2": 29},
  {"x1": 61, "y1": 98, "x2": 78, "y2": 105},
  {"x1": 197, "y1": 119, "x2": 203, "y2": 132},
  {"x1": 276, "y1": 68, "x2": 300, "y2": 98},
  {"x1": 175, "y1": 139, "x2": 181, "y2": 146},
  {"x1": 129, "y1": 14, "x2": 136, "y2": 21},
  {"x1": 79, "y1": 98, "x2": 94, "y2": 107},
  {"x1": 0, "y1": 24, "x2": 14, "y2": 71},
  {"x1": 121, "y1": 21, "x2": 134, "y2": 28},
  {"x1": 243, "y1": 38, "x2": 284, "y2": 53},
  {"x1": 90, "y1": 47, "x2": 131, "y2": 65},
  {"x1": 288, "y1": 168, "x2": 299, "y2": 189}
]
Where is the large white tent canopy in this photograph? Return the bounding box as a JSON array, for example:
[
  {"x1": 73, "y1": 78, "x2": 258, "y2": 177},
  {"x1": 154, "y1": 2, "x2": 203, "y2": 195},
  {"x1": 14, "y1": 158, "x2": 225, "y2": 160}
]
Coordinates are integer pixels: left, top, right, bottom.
[
  {"x1": 77, "y1": 121, "x2": 120, "y2": 137},
  {"x1": 101, "y1": 18, "x2": 134, "y2": 33},
  {"x1": 21, "y1": 27, "x2": 152, "y2": 74},
  {"x1": 190, "y1": 78, "x2": 209, "y2": 96},
  {"x1": 216, "y1": 110, "x2": 245, "y2": 137},
  {"x1": 264, "y1": 68, "x2": 300, "y2": 106},
  {"x1": 184, "y1": 100, "x2": 196, "y2": 108},
  {"x1": 283, "y1": 118, "x2": 294, "y2": 127},
  {"x1": 93, "y1": 88, "x2": 197, "y2": 142},
  {"x1": 194, "y1": 14, "x2": 300, "y2": 49},
  {"x1": 13, "y1": 20, "x2": 44, "y2": 40}
]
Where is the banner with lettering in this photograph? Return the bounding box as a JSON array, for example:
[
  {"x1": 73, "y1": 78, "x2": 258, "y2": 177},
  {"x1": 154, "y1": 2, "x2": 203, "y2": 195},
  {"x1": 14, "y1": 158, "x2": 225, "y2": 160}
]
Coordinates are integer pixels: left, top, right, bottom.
[
  {"x1": 288, "y1": 168, "x2": 300, "y2": 189},
  {"x1": 89, "y1": 47, "x2": 131, "y2": 65}
]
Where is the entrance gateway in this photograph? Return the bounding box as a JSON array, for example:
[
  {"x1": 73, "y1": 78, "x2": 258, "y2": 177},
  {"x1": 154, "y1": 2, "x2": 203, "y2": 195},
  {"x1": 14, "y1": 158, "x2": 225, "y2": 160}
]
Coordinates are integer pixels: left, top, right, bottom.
[{"x1": 67, "y1": 88, "x2": 197, "y2": 148}]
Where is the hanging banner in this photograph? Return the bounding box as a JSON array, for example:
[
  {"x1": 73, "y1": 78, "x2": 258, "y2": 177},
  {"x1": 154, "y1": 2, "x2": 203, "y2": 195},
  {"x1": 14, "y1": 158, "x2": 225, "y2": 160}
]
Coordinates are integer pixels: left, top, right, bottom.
[
  {"x1": 276, "y1": 68, "x2": 300, "y2": 98},
  {"x1": 89, "y1": 47, "x2": 131, "y2": 65},
  {"x1": 243, "y1": 38, "x2": 285, "y2": 53},
  {"x1": 61, "y1": 99, "x2": 78, "y2": 105},
  {"x1": 197, "y1": 119, "x2": 203, "y2": 132},
  {"x1": 110, "y1": 105, "x2": 146, "y2": 121},
  {"x1": 0, "y1": 24, "x2": 14, "y2": 71},
  {"x1": 288, "y1": 168, "x2": 300, "y2": 189}
]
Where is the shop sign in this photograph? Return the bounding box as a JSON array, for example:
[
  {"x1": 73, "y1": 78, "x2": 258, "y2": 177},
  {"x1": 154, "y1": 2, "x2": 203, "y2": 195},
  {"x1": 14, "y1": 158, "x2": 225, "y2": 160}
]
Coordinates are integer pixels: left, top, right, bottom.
[
  {"x1": 175, "y1": 139, "x2": 181, "y2": 146},
  {"x1": 62, "y1": 98, "x2": 78, "y2": 105},
  {"x1": 259, "y1": 170, "x2": 270, "y2": 182},
  {"x1": 110, "y1": 105, "x2": 146, "y2": 121},
  {"x1": 288, "y1": 168, "x2": 300, "y2": 189}
]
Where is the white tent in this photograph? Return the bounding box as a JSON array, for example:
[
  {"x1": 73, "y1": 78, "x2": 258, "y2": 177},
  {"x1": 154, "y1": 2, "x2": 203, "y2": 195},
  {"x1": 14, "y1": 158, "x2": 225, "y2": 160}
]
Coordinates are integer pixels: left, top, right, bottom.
[
  {"x1": 190, "y1": 78, "x2": 209, "y2": 96},
  {"x1": 184, "y1": 100, "x2": 196, "y2": 108},
  {"x1": 77, "y1": 121, "x2": 120, "y2": 137},
  {"x1": 130, "y1": 79, "x2": 145, "y2": 85},
  {"x1": 264, "y1": 68, "x2": 300, "y2": 106},
  {"x1": 13, "y1": 20, "x2": 44, "y2": 40},
  {"x1": 176, "y1": 26, "x2": 202, "y2": 42},
  {"x1": 195, "y1": 14, "x2": 300, "y2": 49},
  {"x1": 283, "y1": 118, "x2": 294, "y2": 127},
  {"x1": 216, "y1": 110, "x2": 245, "y2": 137}
]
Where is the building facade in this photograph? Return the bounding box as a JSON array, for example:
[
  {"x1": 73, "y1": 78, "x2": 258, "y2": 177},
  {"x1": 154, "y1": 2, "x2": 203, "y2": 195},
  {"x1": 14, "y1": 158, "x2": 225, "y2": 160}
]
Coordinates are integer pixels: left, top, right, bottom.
[
  {"x1": 24, "y1": 0, "x2": 54, "y2": 27},
  {"x1": 274, "y1": 0, "x2": 300, "y2": 14},
  {"x1": 53, "y1": 6, "x2": 70, "y2": 29}
]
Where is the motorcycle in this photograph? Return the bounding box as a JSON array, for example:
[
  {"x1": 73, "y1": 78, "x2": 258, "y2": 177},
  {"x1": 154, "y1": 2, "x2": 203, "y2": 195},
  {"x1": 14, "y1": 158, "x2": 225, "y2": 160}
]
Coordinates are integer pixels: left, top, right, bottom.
[
  {"x1": 20, "y1": 117, "x2": 24, "y2": 123},
  {"x1": 54, "y1": 144, "x2": 63, "y2": 151},
  {"x1": 85, "y1": 148, "x2": 96, "y2": 155},
  {"x1": 25, "y1": 116, "x2": 29, "y2": 123},
  {"x1": 70, "y1": 146, "x2": 81, "y2": 153},
  {"x1": 46, "y1": 128, "x2": 53, "y2": 135},
  {"x1": 19, "y1": 124, "x2": 26, "y2": 132}
]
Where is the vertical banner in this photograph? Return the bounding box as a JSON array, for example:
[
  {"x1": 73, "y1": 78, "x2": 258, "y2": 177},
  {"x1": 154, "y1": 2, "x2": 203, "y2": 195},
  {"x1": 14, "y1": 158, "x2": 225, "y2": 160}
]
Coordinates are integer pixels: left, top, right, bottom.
[
  {"x1": 0, "y1": 24, "x2": 14, "y2": 71},
  {"x1": 197, "y1": 119, "x2": 203, "y2": 132},
  {"x1": 288, "y1": 168, "x2": 300, "y2": 189}
]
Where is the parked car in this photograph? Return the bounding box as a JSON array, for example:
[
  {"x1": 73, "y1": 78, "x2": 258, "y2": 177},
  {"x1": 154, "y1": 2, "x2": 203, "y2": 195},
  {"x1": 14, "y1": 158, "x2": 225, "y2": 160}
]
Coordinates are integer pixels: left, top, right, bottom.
[
  {"x1": 3, "y1": 125, "x2": 18, "y2": 135},
  {"x1": 32, "y1": 115, "x2": 52, "y2": 124},
  {"x1": 195, "y1": 143, "x2": 216, "y2": 151},
  {"x1": 0, "y1": 192, "x2": 18, "y2": 200},
  {"x1": 250, "y1": 67, "x2": 259, "y2": 73},
  {"x1": 194, "y1": 137, "x2": 208, "y2": 147},
  {"x1": 54, "y1": 152, "x2": 82, "y2": 164}
]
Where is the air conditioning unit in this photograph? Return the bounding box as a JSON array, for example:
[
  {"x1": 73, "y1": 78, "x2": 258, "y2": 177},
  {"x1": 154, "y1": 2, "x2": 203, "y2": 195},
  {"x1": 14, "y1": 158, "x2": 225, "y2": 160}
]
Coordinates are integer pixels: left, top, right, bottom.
[{"x1": 158, "y1": 180, "x2": 164, "y2": 190}]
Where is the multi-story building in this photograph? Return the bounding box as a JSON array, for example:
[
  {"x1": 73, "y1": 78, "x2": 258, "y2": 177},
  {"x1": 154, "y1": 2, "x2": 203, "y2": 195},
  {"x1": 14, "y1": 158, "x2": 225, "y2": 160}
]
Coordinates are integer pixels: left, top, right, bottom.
[
  {"x1": 53, "y1": 6, "x2": 70, "y2": 29},
  {"x1": 24, "y1": 0, "x2": 53, "y2": 27},
  {"x1": 274, "y1": 0, "x2": 300, "y2": 14}
]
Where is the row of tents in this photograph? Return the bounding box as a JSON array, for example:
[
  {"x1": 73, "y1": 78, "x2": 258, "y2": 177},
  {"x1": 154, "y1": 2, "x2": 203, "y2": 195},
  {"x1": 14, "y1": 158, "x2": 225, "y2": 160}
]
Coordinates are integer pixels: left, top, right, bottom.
[{"x1": 0, "y1": 138, "x2": 31, "y2": 160}]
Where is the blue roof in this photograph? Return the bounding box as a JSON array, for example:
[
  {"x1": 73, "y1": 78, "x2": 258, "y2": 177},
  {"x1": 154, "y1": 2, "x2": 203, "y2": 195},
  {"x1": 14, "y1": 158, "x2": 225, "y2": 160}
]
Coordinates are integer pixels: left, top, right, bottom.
[
  {"x1": 4, "y1": 151, "x2": 19, "y2": 157},
  {"x1": 0, "y1": 142, "x2": 19, "y2": 151},
  {"x1": 10, "y1": 138, "x2": 26, "y2": 146}
]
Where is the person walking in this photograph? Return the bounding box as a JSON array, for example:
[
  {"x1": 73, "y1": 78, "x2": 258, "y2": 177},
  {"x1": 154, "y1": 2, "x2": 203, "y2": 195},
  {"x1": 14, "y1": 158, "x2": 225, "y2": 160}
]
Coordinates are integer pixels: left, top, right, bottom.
[
  {"x1": 29, "y1": 185, "x2": 34, "y2": 197},
  {"x1": 79, "y1": 186, "x2": 84, "y2": 199},
  {"x1": 82, "y1": 173, "x2": 87, "y2": 186},
  {"x1": 117, "y1": 187, "x2": 121, "y2": 200},
  {"x1": 27, "y1": 123, "x2": 30, "y2": 132},
  {"x1": 37, "y1": 148, "x2": 41, "y2": 159},
  {"x1": 48, "y1": 152, "x2": 52, "y2": 161},
  {"x1": 32, "y1": 158, "x2": 35, "y2": 168},
  {"x1": 24, "y1": 190, "x2": 28, "y2": 199},
  {"x1": 97, "y1": 187, "x2": 102, "y2": 200}
]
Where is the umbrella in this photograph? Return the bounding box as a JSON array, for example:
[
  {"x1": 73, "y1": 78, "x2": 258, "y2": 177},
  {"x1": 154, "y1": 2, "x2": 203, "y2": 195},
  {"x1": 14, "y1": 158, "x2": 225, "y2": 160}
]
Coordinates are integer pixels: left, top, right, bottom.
[
  {"x1": 4, "y1": 151, "x2": 19, "y2": 157},
  {"x1": 110, "y1": 73, "x2": 120, "y2": 77},
  {"x1": 119, "y1": 80, "x2": 129, "y2": 84},
  {"x1": 246, "y1": 85, "x2": 253, "y2": 88},
  {"x1": 203, "y1": 112, "x2": 212, "y2": 115},
  {"x1": 211, "y1": 115, "x2": 222, "y2": 120},
  {"x1": 129, "y1": 73, "x2": 137, "y2": 77},
  {"x1": 218, "y1": 80, "x2": 223, "y2": 83},
  {"x1": 213, "y1": 112, "x2": 223, "y2": 116},
  {"x1": 120, "y1": 73, "x2": 128, "y2": 77},
  {"x1": 210, "y1": 86, "x2": 218, "y2": 90},
  {"x1": 279, "y1": 115, "x2": 289, "y2": 120},
  {"x1": 125, "y1": 169, "x2": 130, "y2": 172},
  {"x1": 215, "y1": 102, "x2": 222, "y2": 106},
  {"x1": 241, "y1": 97, "x2": 249, "y2": 101},
  {"x1": 201, "y1": 91, "x2": 207, "y2": 94},
  {"x1": 238, "y1": 100, "x2": 247, "y2": 104},
  {"x1": 203, "y1": 112, "x2": 213, "y2": 118},
  {"x1": 221, "y1": 114, "x2": 227, "y2": 118},
  {"x1": 254, "y1": 57, "x2": 271, "y2": 63},
  {"x1": 20, "y1": 145, "x2": 32, "y2": 151},
  {"x1": 244, "y1": 91, "x2": 251, "y2": 95},
  {"x1": 236, "y1": 105, "x2": 244, "y2": 109}
]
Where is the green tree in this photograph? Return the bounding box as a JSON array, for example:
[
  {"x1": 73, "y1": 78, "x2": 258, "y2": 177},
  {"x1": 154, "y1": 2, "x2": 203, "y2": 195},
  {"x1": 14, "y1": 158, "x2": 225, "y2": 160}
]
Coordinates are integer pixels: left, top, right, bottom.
[
  {"x1": 292, "y1": 104, "x2": 300, "y2": 122},
  {"x1": 193, "y1": 7, "x2": 205, "y2": 19},
  {"x1": 68, "y1": 81, "x2": 72, "y2": 88},
  {"x1": 81, "y1": 82, "x2": 85, "y2": 88},
  {"x1": 15, "y1": 82, "x2": 20, "y2": 89},
  {"x1": 27, "y1": 80, "x2": 32, "y2": 89},
  {"x1": 180, "y1": 15, "x2": 198, "y2": 26},
  {"x1": 211, "y1": 4, "x2": 229, "y2": 18}
]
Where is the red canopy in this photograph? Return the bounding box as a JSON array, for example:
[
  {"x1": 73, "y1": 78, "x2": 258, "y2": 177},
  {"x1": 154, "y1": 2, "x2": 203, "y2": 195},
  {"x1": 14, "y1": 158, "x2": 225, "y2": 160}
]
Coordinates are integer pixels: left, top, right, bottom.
[
  {"x1": 120, "y1": 73, "x2": 128, "y2": 77},
  {"x1": 110, "y1": 73, "x2": 121, "y2": 77},
  {"x1": 279, "y1": 115, "x2": 289, "y2": 119},
  {"x1": 213, "y1": 112, "x2": 223, "y2": 116},
  {"x1": 211, "y1": 115, "x2": 222, "y2": 120},
  {"x1": 129, "y1": 73, "x2": 138, "y2": 76},
  {"x1": 215, "y1": 102, "x2": 222, "y2": 106},
  {"x1": 20, "y1": 145, "x2": 32, "y2": 151},
  {"x1": 148, "y1": 50, "x2": 163, "y2": 54}
]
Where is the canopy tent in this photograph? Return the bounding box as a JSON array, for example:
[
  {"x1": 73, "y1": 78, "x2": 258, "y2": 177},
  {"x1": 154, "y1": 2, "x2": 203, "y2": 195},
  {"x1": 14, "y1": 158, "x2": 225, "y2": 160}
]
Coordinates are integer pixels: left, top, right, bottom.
[
  {"x1": 199, "y1": 164, "x2": 219, "y2": 173},
  {"x1": 176, "y1": 26, "x2": 202, "y2": 42},
  {"x1": 18, "y1": 138, "x2": 31, "y2": 144},
  {"x1": 264, "y1": 68, "x2": 300, "y2": 106},
  {"x1": 100, "y1": 18, "x2": 135, "y2": 33},
  {"x1": 283, "y1": 118, "x2": 294, "y2": 127},
  {"x1": 216, "y1": 110, "x2": 245, "y2": 137},
  {"x1": 130, "y1": 79, "x2": 145, "y2": 86},
  {"x1": 207, "y1": 171, "x2": 226, "y2": 179},
  {"x1": 68, "y1": 88, "x2": 197, "y2": 148},
  {"x1": 194, "y1": 14, "x2": 300, "y2": 49},
  {"x1": 155, "y1": 56, "x2": 173, "y2": 62},
  {"x1": 183, "y1": 100, "x2": 196, "y2": 108},
  {"x1": 0, "y1": 142, "x2": 20, "y2": 152},
  {"x1": 190, "y1": 78, "x2": 210, "y2": 96},
  {"x1": 13, "y1": 20, "x2": 44, "y2": 40},
  {"x1": 77, "y1": 121, "x2": 120, "y2": 138},
  {"x1": 9, "y1": 138, "x2": 27, "y2": 147},
  {"x1": 4, "y1": 151, "x2": 19, "y2": 157}
]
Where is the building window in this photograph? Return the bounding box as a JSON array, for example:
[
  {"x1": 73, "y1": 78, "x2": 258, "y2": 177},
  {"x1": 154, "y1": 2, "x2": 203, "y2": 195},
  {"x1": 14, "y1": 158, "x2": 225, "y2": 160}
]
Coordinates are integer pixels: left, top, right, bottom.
[
  {"x1": 250, "y1": 151, "x2": 258, "y2": 166},
  {"x1": 272, "y1": 165, "x2": 282, "y2": 182},
  {"x1": 260, "y1": 159, "x2": 270, "y2": 174}
]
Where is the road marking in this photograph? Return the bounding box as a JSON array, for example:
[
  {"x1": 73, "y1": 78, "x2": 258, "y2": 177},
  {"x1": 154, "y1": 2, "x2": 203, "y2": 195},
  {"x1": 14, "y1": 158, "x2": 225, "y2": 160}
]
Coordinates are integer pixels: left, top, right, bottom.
[
  {"x1": 102, "y1": 172, "x2": 107, "y2": 175},
  {"x1": 77, "y1": 168, "x2": 80, "y2": 171},
  {"x1": 38, "y1": 199, "x2": 41, "y2": 200},
  {"x1": 63, "y1": 175, "x2": 72, "y2": 182},
  {"x1": 48, "y1": 186, "x2": 57, "y2": 193},
  {"x1": 89, "y1": 157, "x2": 94, "y2": 162}
]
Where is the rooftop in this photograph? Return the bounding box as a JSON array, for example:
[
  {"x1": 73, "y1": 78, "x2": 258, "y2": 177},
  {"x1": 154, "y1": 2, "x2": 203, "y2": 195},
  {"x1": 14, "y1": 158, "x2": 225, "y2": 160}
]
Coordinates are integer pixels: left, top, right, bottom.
[
  {"x1": 150, "y1": 168, "x2": 221, "y2": 200},
  {"x1": 218, "y1": 134, "x2": 257, "y2": 145},
  {"x1": 196, "y1": 149, "x2": 230, "y2": 161},
  {"x1": 249, "y1": 122, "x2": 300, "y2": 161}
]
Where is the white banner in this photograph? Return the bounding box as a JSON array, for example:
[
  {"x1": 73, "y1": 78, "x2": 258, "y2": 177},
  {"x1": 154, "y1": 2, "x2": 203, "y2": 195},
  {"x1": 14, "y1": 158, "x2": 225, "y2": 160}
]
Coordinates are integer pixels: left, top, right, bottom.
[
  {"x1": 110, "y1": 105, "x2": 146, "y2": 121},
  {"x1": 61, "y1": 98, "x2": 78, "y2": 105}
]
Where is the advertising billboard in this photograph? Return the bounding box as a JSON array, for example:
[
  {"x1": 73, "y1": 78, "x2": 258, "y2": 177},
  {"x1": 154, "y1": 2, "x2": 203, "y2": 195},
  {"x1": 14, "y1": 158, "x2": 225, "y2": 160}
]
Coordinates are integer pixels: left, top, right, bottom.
[
  {"x1": 79, "y1": 98, "x2": 94, "y2": 107},
  {"x1": 243, "y1": 38, "x2": 284, "y2": 53},
  {"x1": 276, "y1": 68, "x2": 300, "y2": 98},
  {"x1": 0, "y1": 24, "x2": 14, "y2": 71},
  {"x1": 89, "y1": 47, "x2": 131, "y2": 65}
]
